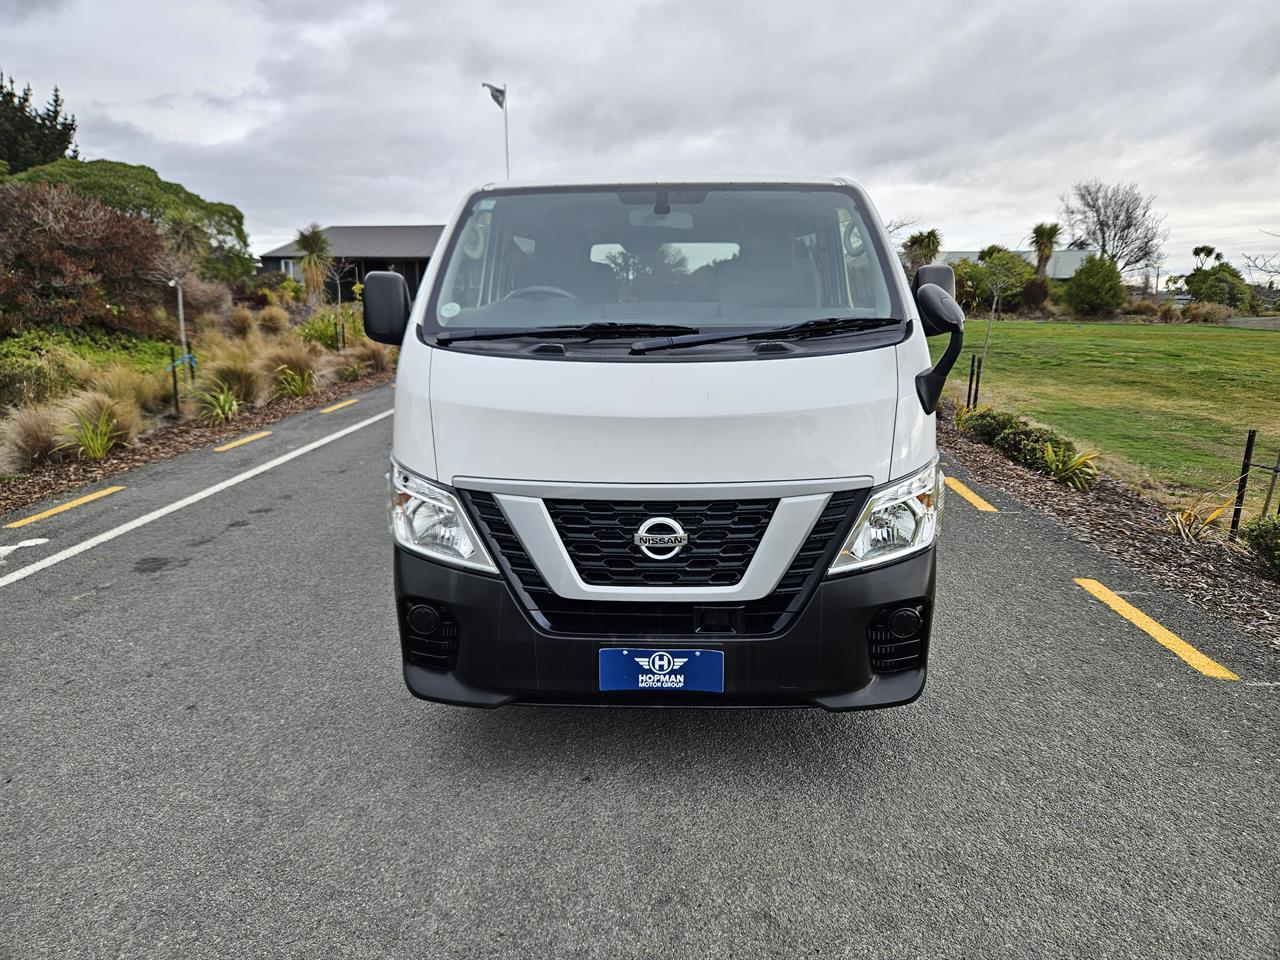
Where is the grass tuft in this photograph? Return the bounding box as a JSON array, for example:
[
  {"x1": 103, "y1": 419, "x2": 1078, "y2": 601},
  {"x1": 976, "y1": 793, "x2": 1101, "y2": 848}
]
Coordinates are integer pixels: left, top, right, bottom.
[
  {"x1": 56, "y1": 391, "x2": 140, "y2": 461},
  {"x1": 228, "y1": 307, "x2": 258, "y2": 338},
  {"x1": 257, "y1": 305, "x2": 290, "y2": 335},
  {"x1": 3, "y1": 403, "x2": 66, "y2": 468},
  {"x1": 93, "y1": 363, "x2": 170, "y2": 413}
]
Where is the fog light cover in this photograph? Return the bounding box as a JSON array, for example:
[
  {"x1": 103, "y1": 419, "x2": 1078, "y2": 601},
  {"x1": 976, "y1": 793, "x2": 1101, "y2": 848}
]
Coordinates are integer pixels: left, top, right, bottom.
[
  {"x1": 829, "y1": 458, "x2": 943, "y2": 574},
  {"x1": 389, "y1": 463, "x2": 496, "y2": 573}
]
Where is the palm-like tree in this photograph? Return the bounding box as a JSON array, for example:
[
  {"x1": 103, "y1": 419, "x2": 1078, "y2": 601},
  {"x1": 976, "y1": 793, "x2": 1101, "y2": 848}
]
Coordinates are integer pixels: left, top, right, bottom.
[
  {"x1": 294, "y1": 223, "x2": 332, "y2": 306},
  {"x1": 902, "y1": 229, "x2": 942, "y2": 273},
  {"x1": 1030, "y1": 223, "x2": 1061, "y2": 280}
]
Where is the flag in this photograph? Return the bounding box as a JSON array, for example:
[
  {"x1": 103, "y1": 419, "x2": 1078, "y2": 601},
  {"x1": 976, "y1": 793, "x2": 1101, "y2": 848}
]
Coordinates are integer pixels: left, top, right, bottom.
[{"x1": 482, "y1": 83, "x2": 506, "y2": 109}]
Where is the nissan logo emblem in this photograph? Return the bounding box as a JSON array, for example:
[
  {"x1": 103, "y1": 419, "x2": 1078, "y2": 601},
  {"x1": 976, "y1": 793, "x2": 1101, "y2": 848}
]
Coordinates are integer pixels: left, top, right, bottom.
[{"x1": 633, "y1": 517, "x2": 689, "y2": 560}]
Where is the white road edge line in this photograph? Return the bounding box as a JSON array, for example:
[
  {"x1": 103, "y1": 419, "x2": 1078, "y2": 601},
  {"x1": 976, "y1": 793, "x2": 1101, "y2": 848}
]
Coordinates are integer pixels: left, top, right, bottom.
[{"x1": 0, "y1": 409, "x2": 393, "y2": 590}]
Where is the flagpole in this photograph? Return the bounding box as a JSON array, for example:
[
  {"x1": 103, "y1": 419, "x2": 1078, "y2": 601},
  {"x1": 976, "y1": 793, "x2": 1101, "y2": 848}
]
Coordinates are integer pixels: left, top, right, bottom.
[{"x1": 503, "y1": 83, "x2": 510, "y2": 180}]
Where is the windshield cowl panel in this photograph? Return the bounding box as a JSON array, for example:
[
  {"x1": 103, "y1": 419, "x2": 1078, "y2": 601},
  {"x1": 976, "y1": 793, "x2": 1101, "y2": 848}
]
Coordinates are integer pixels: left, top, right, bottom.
[
  {"x1": 420, "y1": 320, "x2": 909, "y2": 363},
  {"x1": 424, "y1": 184, "x2": 902, "y2": 360}
]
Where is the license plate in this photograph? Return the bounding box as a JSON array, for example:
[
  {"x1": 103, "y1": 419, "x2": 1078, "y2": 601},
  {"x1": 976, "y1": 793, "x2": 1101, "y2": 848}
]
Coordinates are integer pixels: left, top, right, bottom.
[{"x1": 598, "y1": 648, "x2": 724, "y2": 693}]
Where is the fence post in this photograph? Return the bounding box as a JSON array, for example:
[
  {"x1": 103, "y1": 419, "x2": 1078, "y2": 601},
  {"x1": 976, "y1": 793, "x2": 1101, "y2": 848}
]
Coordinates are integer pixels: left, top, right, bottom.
[
  {"x1": 973, "y1": 356, "x2": 984, "y2": 408},
  {"x1": 1229, "y1": 429, "x2": 1257, "y2": 540},
  {"x1": 169, "y1": 345, "x2": 181, "y2": 419},
  {"x1": 965, "y1": 354, "x2": 976, "y2": 408}
]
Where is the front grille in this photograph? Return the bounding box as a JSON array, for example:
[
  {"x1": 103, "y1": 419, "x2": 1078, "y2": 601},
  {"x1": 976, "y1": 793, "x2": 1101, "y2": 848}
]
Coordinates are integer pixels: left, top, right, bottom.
[
  {"x1": 461, "y1": 488, "x2": 865, "y2": 638},
  {"x1": 544, "y1": 498, "x2": 776, "y2": 586}
]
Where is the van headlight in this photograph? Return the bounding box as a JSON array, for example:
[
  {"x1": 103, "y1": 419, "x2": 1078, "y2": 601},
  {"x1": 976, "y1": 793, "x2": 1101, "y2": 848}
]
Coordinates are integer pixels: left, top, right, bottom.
[
  {"x1": 389, "y1": 462, "x2": 497, "y2": 573},
  {"x1": 829, "y1": 458, "x2": 943, "y2": 574}
]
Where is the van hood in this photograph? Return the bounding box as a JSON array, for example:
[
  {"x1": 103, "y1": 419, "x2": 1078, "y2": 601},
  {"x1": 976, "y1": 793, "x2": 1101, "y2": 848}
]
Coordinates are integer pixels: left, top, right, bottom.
[{"x1": 398, "y1": 347, "x2": 909, "y2": 487}]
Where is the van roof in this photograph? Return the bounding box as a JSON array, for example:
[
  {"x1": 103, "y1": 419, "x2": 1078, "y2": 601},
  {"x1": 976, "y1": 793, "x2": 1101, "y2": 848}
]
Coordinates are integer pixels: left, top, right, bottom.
[{"x1": 474, "y1": 176, "x2": 863, "y2": 191}]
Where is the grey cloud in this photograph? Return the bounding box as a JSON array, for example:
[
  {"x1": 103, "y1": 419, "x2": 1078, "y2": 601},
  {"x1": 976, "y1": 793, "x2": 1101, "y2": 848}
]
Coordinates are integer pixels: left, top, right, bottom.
[
  {"x1": 4, "y1": 0, "x2": 1277, "y2": 269},
  {"x1": 0, "y1": 0, "x2": 68, "y2": 26}
]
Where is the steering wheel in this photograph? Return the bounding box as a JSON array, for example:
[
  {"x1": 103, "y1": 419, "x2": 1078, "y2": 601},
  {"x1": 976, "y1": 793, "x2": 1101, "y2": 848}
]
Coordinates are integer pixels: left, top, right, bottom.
[
  {"x1": 843, "y1": 220, "x2": 867, "y2": 258},
  {"x1": 504, "y1": 285, "x2": 580, "y2": 301}
]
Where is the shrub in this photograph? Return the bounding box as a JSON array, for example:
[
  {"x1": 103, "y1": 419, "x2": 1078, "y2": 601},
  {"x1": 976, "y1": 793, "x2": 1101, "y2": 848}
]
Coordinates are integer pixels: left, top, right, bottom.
[
  {"x1": 1166, "y1": 495, "x2": 1235, "y2": 543},
  {"x1": 1239, "y1": 515, "x2": 1280, "y2": 578},
  {"x1": 298, "y1": 312, "x2": 343, "y2": 350},
  {"x1": 279, "y1": 277, "x2": 304, "y2": 303},
  {"x1": 93, "y1": 363, "x2": 169, "y2": 413},
  {"x1": 67, "y1": 390, "x2": 141, "y2": 445},
  {"x1": 1126, "y1": 298, "x2": 1159, "y2": 317},
  {"x1": 1043, "y1": 443, "x2": 1099, "y2": 491},
  {"x1": 0, "y1": 350, "x2": 70, "y2": 408},
  {"x1": 228, "y1": 306, "x2": 257, "y2": 338},
  {"x1": 338, "y1": 359, "x2": 365, "y2": 382},
  {"x1": 257, "y1": 305, "x2": 289, "y2": 335},
  {"x1": 1065, "y1": 254, "x2": 1126, "y2": 316},
  {"x1": 1157, "y1": 302, "x2": 1180, "y2": 323},
  {"x1": 1183, "y1": 302, "x2": 1233, "y2": 325},
  {"x1": 259, "y1": 340, "x2": 318, "y2": 379},
  {"x1": 1021, "y1": 278, "x2": 1049, "y2": 311},
  {"x1": 351, "y1": 339, "x2": 392, "y2": 372},
  {"x1": 201, "y1": 353, "x2": 265, "y2": 406},
  {"x1": 197, "y1": 380, "x2": 239, "y2": 424},
  {"x1": 57, "y1": 392, "x2": 139, "y2": 460},
  {"x1": 993, "y1": 424, "x2": 1074, "y2": 471},
  {"x1": 274, "y1": 365, "x2": 315, "y2": 398},
  {"x1": 3, "y1": 403, "x2": 65, "y2": 468},
  {"x1": 959, "y1": 408, "x2": 1026, "y2": 445},
  {"x1": 0, "y1": 182, "x2": 167, "y2": 335}
]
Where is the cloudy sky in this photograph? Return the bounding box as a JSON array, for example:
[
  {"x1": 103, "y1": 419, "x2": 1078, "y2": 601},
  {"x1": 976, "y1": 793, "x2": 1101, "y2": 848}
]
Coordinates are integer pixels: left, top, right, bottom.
[{"x1": 2, "y1": 0, "x2": 1277, "y2": 274}]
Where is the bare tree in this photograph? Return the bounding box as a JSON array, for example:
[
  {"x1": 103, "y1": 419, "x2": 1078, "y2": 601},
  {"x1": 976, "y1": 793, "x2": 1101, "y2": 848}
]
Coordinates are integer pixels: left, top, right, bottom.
[
  {"x1": 882, "y1": 214, "x2": 920, "y2": 244},
  {"x1": 1242, "y1": 229, "x2": 1280, "y2": 284},
  {"x1": 1060, "y1": 179, "x2": 1169, "y2": 274},
  {"x1": 325, "y1": 257, "x2": 357, "y2": 305}
]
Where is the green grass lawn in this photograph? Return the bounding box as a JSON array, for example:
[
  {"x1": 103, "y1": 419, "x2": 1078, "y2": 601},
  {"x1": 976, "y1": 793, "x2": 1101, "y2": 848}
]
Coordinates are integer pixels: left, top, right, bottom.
[{"x1": 933, "y1": 320, "x2": 1280, "y2": 515}]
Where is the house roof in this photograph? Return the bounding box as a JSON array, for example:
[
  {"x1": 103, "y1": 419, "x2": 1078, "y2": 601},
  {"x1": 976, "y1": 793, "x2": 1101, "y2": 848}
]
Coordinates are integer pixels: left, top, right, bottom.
[
  {"x1": 261, "y1": 225, "x2": 445, "y2": 260},
  {"x1": 937, "y1": 248, "x2": 1091, "y2": 280}
]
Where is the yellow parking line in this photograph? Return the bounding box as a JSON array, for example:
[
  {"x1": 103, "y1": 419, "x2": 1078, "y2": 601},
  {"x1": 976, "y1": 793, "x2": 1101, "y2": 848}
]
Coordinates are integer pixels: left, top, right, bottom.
[
  {"x1": 5, "y1": 486, "x2": 125, "y2": 529},
  {"x1": 945, "y1": 476, "x2": 997, "y2": 512},
  {"x1": 214, "y1": 431, "x2": 272, "y2": 452},
  {"x1": 321, "y1": 398, "x2": 359, "y2": 414},
  {"x1": 1074, "y1": 578, "x2": 1239, "y2": 681}
]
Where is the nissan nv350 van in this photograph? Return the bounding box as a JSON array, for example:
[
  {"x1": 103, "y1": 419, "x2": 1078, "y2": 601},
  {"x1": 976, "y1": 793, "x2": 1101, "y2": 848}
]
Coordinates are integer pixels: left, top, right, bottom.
[{"x1": 364, "y1": 179, "x2": 964, "y2": 710}]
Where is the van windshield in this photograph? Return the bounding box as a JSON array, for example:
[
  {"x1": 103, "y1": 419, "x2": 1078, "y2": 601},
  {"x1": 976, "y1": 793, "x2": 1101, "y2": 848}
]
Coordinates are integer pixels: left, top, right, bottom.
[{"x1": 427, "y1": 185, "x2": 899, "y2": 333}]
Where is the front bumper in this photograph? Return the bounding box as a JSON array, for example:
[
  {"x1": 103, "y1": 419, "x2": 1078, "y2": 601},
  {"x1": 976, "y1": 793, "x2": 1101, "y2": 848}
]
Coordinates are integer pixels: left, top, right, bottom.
[{"x1": 393, "y1": 545, "x2": 936, "y2": 711}]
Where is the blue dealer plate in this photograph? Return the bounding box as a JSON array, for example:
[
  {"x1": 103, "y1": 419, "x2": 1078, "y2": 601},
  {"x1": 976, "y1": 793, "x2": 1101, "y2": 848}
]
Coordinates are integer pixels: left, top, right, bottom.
[{"x1": 598, "y1": 648, "x2": 724, "y2": 693}]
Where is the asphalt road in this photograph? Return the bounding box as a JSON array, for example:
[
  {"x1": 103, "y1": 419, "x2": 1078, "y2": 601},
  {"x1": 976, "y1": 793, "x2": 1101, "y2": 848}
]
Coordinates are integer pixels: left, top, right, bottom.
[{"x1": 2, "y1": 383, "x2": 1277, "y2": 959}]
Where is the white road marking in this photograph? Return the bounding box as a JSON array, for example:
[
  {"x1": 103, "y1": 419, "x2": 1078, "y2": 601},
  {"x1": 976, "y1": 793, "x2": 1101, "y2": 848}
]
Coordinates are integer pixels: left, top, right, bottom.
[
  {"x1": 0, "y1": 410, "x2": 393, "y2": 590},
  {"x1": 0, "y1": 538, "x2": 50, "y2": 563}
]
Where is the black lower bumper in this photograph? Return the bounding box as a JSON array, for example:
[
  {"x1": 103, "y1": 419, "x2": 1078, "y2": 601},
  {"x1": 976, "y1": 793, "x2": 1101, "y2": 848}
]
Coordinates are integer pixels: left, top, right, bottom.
[{"x1": 393, "y1": 546, "x2": 935, "y2": 711}]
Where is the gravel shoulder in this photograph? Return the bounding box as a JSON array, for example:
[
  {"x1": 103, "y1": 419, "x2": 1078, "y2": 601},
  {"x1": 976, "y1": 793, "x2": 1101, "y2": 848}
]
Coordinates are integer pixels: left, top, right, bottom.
[
  {"x1": 0, "y1": 369, "x2": 394, "y2": 516},
  {"x1": 938, "y1": 403, "x2": 1279, "y2": 649}
]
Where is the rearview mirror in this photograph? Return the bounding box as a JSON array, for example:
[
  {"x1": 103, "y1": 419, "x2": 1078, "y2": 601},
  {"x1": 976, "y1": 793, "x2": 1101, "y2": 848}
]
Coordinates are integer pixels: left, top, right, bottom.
[
  {"x1": 363, "y1": 271, "x2": 412, "y2": 345},
  {"x1": 913, "y1": 265, "x2": 956, "y2": 335},
  {"x1": 914, "y1": 283, "x2": 965, "y2": 415}
]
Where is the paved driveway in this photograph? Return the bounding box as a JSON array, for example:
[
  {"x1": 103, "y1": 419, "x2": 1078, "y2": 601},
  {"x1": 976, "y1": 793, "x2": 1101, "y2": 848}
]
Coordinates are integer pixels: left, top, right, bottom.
[{"x1": 2, "y1": 383, "x2": 1276, "y2": 959}]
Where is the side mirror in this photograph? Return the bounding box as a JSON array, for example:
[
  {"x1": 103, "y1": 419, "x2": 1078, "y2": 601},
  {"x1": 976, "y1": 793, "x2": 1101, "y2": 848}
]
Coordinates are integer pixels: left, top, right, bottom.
[
  {"x1": 363, "y1": 271, "x2": 412, "y2": 345},
  {"x1": 913, "y1": 264, "x2": 956, "y2": 335},
  {"x1": 914, "y1": 283, "x2": 965, "y2": 415}
]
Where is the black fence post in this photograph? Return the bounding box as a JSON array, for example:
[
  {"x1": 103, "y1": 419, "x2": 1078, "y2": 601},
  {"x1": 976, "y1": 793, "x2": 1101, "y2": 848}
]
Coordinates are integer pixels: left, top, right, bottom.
[
  {"x1": 169, "y1": 345, "x2": 181, "y2": 419},
  {"x1": 1229, "y1": 429, "x2": 1257, "y2": 540},
  {"x1": 973, "y1": 356, "x2": 984, "y2": 408},
  {"x1": 966, "y1": 354, "x2": 976, "y2": 409}
]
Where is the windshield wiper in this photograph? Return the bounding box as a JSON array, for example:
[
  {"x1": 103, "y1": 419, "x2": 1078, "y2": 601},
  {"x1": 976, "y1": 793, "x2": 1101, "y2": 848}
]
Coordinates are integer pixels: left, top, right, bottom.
[
  {"x1": 629, "y1": 317, "x2": 900, "y2": 354},
  {"x1": 435, "y1": 322, "x2": 700, "y2": 345}
]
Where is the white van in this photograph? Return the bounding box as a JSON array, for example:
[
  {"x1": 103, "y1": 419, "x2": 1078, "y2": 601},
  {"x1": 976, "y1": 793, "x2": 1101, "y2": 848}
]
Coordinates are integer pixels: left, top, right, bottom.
[{"x1": 365, "y1": 179, "x2": 964, "y2": 710}]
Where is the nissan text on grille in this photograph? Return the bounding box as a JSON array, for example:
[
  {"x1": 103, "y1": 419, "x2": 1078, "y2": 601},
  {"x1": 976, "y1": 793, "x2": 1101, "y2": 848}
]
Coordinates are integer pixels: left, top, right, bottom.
[{"x1": 368, "y1": 179, "x2": 964, "y2": 709}]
